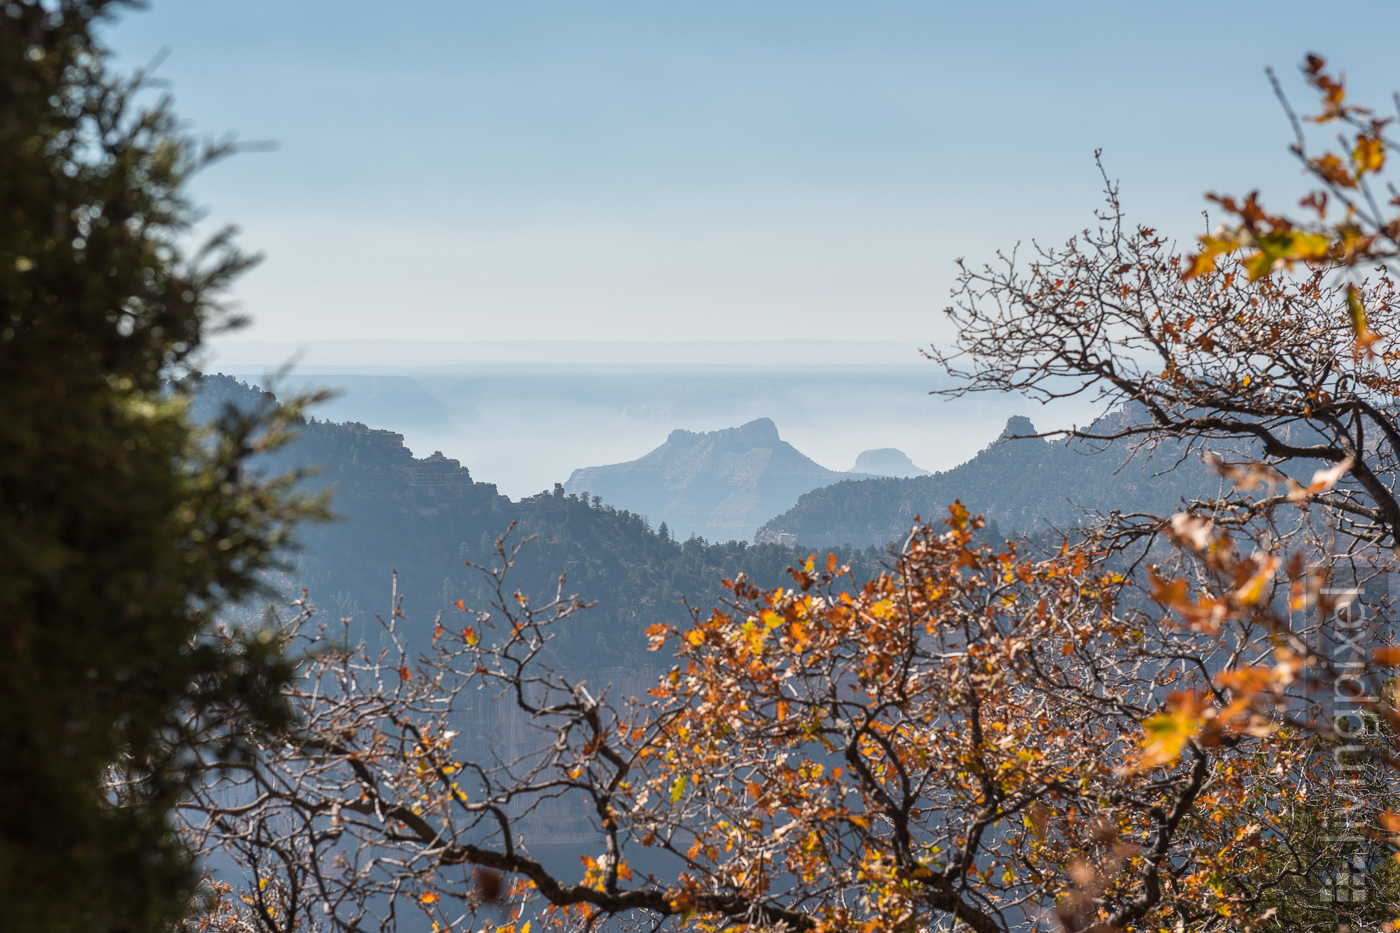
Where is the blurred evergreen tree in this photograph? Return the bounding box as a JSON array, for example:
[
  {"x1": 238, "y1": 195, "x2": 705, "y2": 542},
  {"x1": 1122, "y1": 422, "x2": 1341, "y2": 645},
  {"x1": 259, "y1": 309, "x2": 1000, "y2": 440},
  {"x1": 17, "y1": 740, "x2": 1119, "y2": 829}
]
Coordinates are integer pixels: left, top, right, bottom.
[{"x1": 0, "y1": 2, "x2": 323, "y2": 929}]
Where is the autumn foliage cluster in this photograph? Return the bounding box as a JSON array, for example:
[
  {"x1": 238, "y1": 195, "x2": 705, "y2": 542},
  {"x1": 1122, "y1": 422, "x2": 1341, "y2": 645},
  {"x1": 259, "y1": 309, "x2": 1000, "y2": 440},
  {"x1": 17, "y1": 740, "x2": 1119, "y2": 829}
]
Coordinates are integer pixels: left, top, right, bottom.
[
  {"x1": 178, "y1": 56, "x2": 1400, "y2": 933},
  {"x1": 184, "y1": 485, "x2": 1378, "y2": 933}
]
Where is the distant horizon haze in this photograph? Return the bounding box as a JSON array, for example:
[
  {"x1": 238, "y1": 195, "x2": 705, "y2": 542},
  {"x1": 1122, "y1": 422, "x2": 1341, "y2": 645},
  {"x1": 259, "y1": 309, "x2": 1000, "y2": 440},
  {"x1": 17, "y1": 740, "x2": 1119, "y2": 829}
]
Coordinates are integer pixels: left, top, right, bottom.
[
  {"x1": 205, "y1": 337, "x2": 938, "y2": 370},
  {"x1": 215, "y1": 359, "x2": 1096, "y2": 501},
  {"x1": 107, "y1": 1, "x2": 1400, "y2": 345}
]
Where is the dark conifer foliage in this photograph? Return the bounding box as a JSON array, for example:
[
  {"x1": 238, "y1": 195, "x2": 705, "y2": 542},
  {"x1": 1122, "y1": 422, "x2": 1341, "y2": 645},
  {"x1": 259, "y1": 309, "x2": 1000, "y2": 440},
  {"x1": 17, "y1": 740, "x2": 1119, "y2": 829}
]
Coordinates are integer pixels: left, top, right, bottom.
[{"x1": 0, "y1": 5, "x2": 322, "y2": 929}]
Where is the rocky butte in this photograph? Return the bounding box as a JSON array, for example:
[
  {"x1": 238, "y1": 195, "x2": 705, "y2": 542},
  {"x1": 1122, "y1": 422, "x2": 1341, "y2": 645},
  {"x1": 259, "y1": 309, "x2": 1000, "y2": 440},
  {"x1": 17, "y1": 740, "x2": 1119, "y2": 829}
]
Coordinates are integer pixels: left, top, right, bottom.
[
  {"x1": 850, "y1": 447, "x2": 931, "y2": 478},
  {"x1": 565, "y1": 417, "x2": 871, "y2": 543}
]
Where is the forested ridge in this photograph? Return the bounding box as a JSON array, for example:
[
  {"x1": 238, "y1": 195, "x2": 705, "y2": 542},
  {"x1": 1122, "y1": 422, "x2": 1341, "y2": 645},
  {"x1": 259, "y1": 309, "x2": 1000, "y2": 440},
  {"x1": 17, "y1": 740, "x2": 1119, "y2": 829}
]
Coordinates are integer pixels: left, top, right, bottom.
[
  {"x1": 756, "y1": 410, "x2": 1222, "y2": 547},
  {"x1": 196, "y1": 375, "x2": 885, "y2": 668},
  {"x1": 199, "y1": 375, "x2": 1192, "y2": 666}
]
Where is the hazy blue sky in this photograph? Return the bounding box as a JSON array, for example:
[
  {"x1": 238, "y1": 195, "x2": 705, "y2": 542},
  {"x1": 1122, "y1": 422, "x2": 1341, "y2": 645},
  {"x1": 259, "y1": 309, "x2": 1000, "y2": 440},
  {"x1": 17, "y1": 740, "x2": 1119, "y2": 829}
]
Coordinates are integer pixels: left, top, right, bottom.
[{"x1": 107, "y1": 2, "x2": 1399, "y2": 346}]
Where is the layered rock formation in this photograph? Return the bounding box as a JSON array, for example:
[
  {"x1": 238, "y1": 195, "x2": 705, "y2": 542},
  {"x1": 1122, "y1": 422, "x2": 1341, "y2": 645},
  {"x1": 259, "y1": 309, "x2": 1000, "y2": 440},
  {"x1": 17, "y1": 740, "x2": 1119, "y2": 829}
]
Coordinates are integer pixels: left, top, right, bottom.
[{"x1": 566, "y1": 418, "x2": 868, "y2": 543}]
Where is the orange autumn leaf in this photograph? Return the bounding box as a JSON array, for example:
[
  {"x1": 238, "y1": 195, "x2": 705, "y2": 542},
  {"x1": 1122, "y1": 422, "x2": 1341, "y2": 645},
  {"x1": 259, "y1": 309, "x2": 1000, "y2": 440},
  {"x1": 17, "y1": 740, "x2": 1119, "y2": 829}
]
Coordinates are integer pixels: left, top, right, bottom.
[
  {"x1": 1286, "y1": 456, "x2": 1354, "y2": 501},
  {"x1": 1309, "y1": 152, "x2": 1357, "y2": 189},
  {"x1": 1149, "y1": 572, "x2": 1190, "y2": 609},
  {"x1": 1374, "y1": 646, "x2": 1400, "y2": 667},
  {"x1": 1232, "y1": 554, "x2": 1279, "y2": 606},
  {"x1": 1214, "y1": 665, "x2": 1275, "y2": 699}
]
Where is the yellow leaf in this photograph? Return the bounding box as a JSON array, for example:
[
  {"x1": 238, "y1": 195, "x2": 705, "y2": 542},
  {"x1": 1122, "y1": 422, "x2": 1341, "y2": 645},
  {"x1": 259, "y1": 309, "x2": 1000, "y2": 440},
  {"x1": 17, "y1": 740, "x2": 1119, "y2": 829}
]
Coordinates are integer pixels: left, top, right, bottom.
[
  {"x1": 1350, "y1": 283, "x2": 1369, "y2": 333},
  {"x1": 1346, "y1": 285, "x2": 1381, "y2": 359},
  {"x1": 670, "y1": 775, "x2": 687, "y2": 803},
  {"x1": 1283, "y1": 230, "x2": 1331, "y2": 263},
  {"x1": 1354, "y1": 135, "x2": 1386, "y2": 174},
  {"x1": 1233, "y1": 554, "x2": 1279, "y2": 606},
  {"x1": 1138, "y1": 692, "x2": 1208, "y2": 768},
  {"x1": 1184, "y1": 234, "x2": 1238, "y2": 279},
  {"x1": 1243, "y1": 249, "x2": 1275, "y2": 281}
]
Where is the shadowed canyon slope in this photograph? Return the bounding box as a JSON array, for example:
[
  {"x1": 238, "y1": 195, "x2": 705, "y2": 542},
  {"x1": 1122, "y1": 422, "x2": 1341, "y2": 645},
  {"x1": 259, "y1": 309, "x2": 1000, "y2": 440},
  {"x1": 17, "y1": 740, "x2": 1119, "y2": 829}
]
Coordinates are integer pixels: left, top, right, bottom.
[
  {"x1": 565, "y1": 418, "x2": 870, "y2": 543},
  {"x1": 195, "y1": 375, "x2": 884, "y2": 669},
  {"x1": 756, "y1": 413, "x2": 1218, "y2": 548}
]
